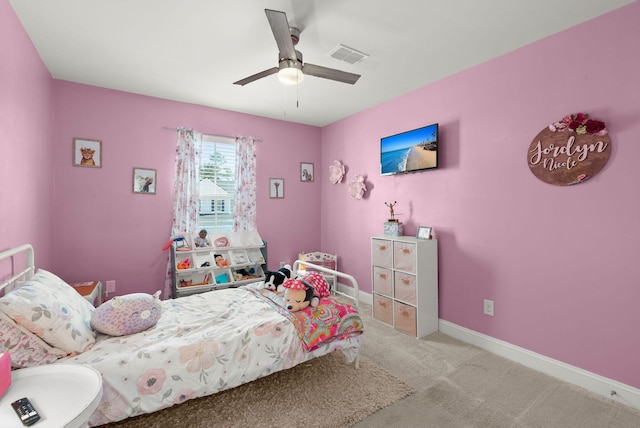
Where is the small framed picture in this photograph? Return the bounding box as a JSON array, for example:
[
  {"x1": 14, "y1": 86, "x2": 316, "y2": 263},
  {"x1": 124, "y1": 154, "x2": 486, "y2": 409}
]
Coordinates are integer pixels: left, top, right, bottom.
[
  {"x1": 269, "y1": 178, "x2": 284, "y2": 198},
  {"x1": 133, "y1": 167, "x2": 157, "y2": 194},
  {"x1": 73, "y1": 138, "x2": 102, "y2": 167},
  {"x1": 300, "y1": 162, "x2": 314, "y2": 182},
  {"x1": 416, "y1": 226, "x2": 432, "y2": 240}
]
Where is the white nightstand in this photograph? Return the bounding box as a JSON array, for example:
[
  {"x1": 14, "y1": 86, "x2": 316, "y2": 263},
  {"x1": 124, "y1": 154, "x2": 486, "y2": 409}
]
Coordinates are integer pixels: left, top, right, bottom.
[{"x1": 0, "y1": 364, "x2": 102, "y2": 427}]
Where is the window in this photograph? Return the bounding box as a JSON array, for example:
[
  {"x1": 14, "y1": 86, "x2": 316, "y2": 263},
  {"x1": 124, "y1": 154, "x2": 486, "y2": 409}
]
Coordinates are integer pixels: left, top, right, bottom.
[{"x1": 198, "y1": 135, "x2": 236, "y2": 233}]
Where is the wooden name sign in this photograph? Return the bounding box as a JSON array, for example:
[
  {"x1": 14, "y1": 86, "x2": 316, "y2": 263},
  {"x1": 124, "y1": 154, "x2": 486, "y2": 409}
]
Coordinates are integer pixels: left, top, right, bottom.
[{"x1": 527, "y1": 113, "x2": 611, "y2": 186}]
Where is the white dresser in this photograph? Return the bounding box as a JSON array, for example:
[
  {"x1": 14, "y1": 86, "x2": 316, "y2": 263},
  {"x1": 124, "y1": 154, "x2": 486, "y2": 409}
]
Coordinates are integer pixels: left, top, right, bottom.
[{"x1": 371, "y1": 236, "x2": 438, "y2": 338}]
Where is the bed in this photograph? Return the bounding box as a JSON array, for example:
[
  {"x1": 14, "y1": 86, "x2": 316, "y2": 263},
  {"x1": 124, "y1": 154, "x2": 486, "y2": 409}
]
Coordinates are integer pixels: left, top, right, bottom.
[{"x1": 0, "y1": 244, "x2": 363, "y2": 426}]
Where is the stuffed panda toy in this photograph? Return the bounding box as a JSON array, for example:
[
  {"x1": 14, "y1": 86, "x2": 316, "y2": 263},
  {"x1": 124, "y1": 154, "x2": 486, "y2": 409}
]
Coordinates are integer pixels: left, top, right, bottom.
[{"x1": 260, "y1": 265, "x2": 292, "y2": 293}]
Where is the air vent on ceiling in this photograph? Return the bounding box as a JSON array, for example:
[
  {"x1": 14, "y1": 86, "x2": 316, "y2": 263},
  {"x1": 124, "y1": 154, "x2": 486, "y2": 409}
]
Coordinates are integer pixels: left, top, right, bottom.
[{"x1": 329, "y1": 44, "x2": 369, "y2": 65}]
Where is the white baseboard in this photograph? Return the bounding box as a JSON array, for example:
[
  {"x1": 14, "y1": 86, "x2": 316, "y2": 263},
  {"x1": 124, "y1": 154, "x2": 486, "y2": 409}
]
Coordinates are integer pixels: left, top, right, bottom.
[
  {"x1": 338, "y1": 282, "x2": 372, "y2": 305},
  {"x1": 439, "y1": 320, "x2": 640, "y2": 412},
  {"x1": 353, "y1": 287, "x2": 640, "y2": 411}
]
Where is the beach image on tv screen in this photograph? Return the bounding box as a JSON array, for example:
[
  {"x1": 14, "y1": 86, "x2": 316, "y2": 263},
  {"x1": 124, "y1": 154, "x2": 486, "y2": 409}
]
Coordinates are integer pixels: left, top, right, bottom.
[{"x1": 381, "y1": 123, "x2": 438, "y2": 175}]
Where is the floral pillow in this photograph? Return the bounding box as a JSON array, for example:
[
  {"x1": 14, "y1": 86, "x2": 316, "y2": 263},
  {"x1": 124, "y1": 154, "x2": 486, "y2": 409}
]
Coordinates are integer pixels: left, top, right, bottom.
[
  {"x1": 91, "y1": 291, "x2": 162, "y2": 336},
  {"x1": 0, "y1": 269, "x2": 96, "y2": 353},
  {"x1": 0, "y1": 310, "x2": 67, "y2": 368}
]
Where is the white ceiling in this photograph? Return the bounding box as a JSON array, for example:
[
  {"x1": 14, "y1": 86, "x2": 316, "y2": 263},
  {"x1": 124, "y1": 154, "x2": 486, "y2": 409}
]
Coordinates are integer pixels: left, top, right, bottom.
[{"x1": 9, "y1": 0, "x2": 635, "y2": 127}]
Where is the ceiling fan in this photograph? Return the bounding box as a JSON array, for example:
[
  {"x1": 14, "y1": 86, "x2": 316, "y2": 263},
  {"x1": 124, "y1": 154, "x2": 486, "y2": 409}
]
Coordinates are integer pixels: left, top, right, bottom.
[{"x1": 233, "y1": 9, "x2": 361, "y2": 86}]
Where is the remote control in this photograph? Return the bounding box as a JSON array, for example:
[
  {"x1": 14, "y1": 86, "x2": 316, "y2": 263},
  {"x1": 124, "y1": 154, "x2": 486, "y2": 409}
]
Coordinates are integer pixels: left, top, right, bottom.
[{"x1": 11, "y1": 397, "x2": 41, "y2": 426}]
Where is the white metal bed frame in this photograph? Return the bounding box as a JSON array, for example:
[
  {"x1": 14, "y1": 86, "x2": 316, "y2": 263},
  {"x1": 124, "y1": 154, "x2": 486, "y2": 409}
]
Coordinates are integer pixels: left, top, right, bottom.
[
  {"x1": 292, "y1": 258, "x2": 359, "y2": 310},
  {"x1": 0, "y1": 244, "x2": 35, "y2": 292}
]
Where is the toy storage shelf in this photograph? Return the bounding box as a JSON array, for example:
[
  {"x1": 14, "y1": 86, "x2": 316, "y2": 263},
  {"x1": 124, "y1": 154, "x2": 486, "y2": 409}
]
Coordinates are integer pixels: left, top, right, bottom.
[
  {"x1": 371, "y1": 236, "x2": 438, "y2": 338},
  {"x1": 171, "y1": 230, "x2": 267, "y2": 298}
]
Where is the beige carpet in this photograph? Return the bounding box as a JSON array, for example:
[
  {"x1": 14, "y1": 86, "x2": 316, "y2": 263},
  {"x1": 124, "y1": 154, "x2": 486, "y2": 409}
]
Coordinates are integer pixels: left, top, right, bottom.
[
  {"x1": 102, "y1": 352, "x2": 414, "y2": 428},
  {"x1": 351, "y1": 304, "x2": 640, "y2": 428}
]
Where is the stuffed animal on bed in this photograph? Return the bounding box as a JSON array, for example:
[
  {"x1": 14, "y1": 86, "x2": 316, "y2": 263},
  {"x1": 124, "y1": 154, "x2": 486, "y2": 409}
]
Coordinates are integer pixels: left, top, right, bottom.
[
  {"x1": 282, "y1": 272, "x2": 331, "y2": 312},
  {"x1": 91, "y1": 291, "x2": 162, "y2": 336},
  {"x1": 259, "y1": 265, "x2": 292, "y2": 293}
]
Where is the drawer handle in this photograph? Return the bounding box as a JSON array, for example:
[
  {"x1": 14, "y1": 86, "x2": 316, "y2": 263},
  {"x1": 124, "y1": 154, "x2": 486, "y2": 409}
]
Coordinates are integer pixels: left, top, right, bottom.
[
  {"x1": 379, "y1": 245, "x2": 387, "y2": 251},
  {"x1": 379, "y1": 273, "x2": 388, "y2": 279},
  {"x1": 402, "y1": 278, "x2": 411, "y2": 285},
  {"x1": 402, "y1": 248, "x2": 411, "y2": 254},
  {"x1": 401, "y1": 309, "x2": 410, "y2": 316},
  {"x1": 378, "y1": 301, "x2": 388, "y2": 308}
]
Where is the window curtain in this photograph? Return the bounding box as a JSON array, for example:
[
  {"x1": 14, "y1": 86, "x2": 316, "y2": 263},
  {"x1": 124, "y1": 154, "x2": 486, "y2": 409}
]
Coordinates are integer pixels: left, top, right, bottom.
[
  {"x1": 164, "y1": 128, "x2": 201, "y2": 298},
  {"x1": 234, "y1": 137, "x2": 257, "y2": 231}
]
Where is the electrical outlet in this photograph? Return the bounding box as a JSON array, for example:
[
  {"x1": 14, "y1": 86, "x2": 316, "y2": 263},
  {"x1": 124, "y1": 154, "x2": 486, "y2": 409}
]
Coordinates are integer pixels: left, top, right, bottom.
[
  {"x1": 483, "y1": 299, "x2": 494, "y2": 316},
  {"x1": 106, "y1": 280, "x2": 116, "y2": 293}
]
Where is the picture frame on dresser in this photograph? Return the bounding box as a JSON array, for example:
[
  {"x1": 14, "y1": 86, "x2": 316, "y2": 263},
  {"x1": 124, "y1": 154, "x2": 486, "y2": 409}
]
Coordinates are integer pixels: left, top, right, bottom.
[{"x1": 416, "y1": 226, "x2": 432, "y2": 240}]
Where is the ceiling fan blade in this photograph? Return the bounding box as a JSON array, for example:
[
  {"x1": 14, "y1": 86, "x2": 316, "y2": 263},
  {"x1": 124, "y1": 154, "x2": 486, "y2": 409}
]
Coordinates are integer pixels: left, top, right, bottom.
[
  {"x1": 302, "y1": 63, "x2": 361, "y2": 85},
  {"x1": 265, "y1": 9, "x2": 296, "y2": 60},
  {"x1": 233, "y1": 67, "x2": 278, "y2": 86}
]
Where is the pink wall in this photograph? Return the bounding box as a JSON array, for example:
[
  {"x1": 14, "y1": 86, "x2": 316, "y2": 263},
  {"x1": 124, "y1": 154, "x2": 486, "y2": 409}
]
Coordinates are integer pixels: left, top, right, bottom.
[
  {"x1": 321, "y1": 2, "x2": 640, "y2": 388},
  {"x1": 51, "y1": 82, "x2": 322, "y2": 295},
  {"x1": 4, "y1": 0, "x2": 640, "y2": 392},
  {"x1": 0, "y1": 1, "x2": 54, "y2": 268}
]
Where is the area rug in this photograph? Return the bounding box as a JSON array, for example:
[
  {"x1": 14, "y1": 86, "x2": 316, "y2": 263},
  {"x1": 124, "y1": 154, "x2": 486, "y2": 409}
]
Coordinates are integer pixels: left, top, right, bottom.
[{"x1": 102, "y1": 352, "x2": 414, "y2": 428}]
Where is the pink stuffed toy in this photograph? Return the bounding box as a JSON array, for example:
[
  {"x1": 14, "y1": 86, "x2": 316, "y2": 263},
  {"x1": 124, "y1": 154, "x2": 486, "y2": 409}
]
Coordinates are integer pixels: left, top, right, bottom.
[
  {"x1": 302, "y1": 272, "x2": 331, "y2": 298},
  {"x1": 282, "y1": 272, "x2": 330, "y2": 312}
]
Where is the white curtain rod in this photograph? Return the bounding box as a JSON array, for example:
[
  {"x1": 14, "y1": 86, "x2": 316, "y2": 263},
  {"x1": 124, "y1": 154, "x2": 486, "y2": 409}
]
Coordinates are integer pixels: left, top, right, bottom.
[{"x1": 162, "y1": 126, "x2": 262, "y2": 142}]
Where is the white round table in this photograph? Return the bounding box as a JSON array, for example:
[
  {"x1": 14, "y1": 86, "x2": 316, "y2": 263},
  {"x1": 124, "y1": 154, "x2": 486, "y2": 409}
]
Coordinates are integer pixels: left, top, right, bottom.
[{"x1": 0, "y1": 364, "x2": 102, "y2": 428}]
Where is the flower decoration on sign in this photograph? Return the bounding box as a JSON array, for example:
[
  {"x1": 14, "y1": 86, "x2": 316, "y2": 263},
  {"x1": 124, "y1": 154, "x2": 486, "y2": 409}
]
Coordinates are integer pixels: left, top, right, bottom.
[
  {"x1": 548, "y1": 113, "x2": 607, "y2": 136},
  {"x1": 348, "y1": 174, "x2": 367, "y2": 200},
  {"x1": 328, "y1": 160, "x2": 345, "y2": 184},
  {"x1": 568, "y1": 173, "x2": 590, "y2": 186}
]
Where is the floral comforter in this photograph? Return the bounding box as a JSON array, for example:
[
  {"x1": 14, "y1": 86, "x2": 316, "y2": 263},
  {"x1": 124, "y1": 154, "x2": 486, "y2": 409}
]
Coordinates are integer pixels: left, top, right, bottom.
[
  {"x1": 57, "y1": 285, "x2": 362, "y2": 426},
  {"x1": 246, "y1": 285, "x2": 363, "y2": 351}
]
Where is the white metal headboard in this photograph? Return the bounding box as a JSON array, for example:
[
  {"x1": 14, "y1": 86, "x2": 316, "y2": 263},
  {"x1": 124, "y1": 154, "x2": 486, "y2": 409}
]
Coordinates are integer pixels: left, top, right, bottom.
[
  {"x1": 292, "y1": 259, "x2": 359, "y2": 309},
  {"x1": 0, "y1": 244, "x2": 35, "y2": 292}
]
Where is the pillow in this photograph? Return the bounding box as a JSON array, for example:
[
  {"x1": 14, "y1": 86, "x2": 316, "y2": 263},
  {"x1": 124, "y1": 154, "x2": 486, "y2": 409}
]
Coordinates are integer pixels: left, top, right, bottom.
[
  {"x1": 91, "y1": 291, "x2": 162, "y2": 336},
  {"x1": 0, "y1": 269, "x2": 96, "y2": 353},
  {"x1": 0, "y1": 310, "x2": 67, "y2": 368}
]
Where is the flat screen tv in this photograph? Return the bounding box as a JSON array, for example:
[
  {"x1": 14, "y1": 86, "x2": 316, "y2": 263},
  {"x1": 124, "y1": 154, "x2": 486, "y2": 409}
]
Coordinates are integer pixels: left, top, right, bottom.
[{"x1": 381, "y1": 123, "x2": 439, "y2": 175}]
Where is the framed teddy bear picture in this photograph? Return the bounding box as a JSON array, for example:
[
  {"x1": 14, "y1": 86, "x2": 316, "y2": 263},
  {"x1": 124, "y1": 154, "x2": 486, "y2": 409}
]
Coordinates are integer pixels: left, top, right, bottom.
[{"x1": 73, "y1": 137, "x2": 102, "y2": 168}]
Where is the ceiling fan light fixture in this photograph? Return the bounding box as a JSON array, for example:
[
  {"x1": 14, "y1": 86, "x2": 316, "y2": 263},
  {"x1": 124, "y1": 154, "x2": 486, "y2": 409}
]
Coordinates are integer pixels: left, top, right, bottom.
[
  {"x1": 278, "y1": 65, "x2": 304, "y2": 85},
  {"x1": 233, "y1": 10, "x2": 360, "y2": 87}
]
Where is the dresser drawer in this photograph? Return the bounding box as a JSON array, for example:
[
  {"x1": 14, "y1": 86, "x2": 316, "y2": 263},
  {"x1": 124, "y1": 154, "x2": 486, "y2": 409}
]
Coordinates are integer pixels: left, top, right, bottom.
[
  {"x1": 393, "y1": 241, "x2": 416, "y2": 273},
  {"x1": 372, "y1": 239, "x2": 393, "y2": 268},
  {"x1": 373, "y1": 267, "x2": 393, "y2": 296},
  {"x1": 394, "y1": 271, "x2": 416, "y2": 305},
  {"x1": 373, "y1": 294, "x2": 393, "y2": 326},
  {"x1": 393, "y1": 301, "x2": 417, "y2": 336}
]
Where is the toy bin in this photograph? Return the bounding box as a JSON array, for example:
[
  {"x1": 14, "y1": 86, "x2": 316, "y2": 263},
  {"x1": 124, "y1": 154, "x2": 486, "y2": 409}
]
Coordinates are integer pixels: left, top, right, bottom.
[
  {"x1": 173, "y1": 236, "x2": 192, "y2": 251},
  {"x1": 193, "y1": 253, "x2": 214, "y2": 270},
  {"x1": 175, "y1": 253, "x2": 193, "y2": 271},
  {"x1": 211, "y1": 250, "x2": 231, "y2": 268},
  {"x1": 231, "y1": 265, "x2": 262, "y2": 282},
  {"x1": 176, "y1": 272, "x2": 212, "y2": 289},
  {"x1": 230, "y1": 250, "x2": 249, "y2": 266},
  {"x1": 213, "y1": 268, "x2": 233, "y2": 286},
  {"x1": 247, "y1": 249, "x2": 265, "y2": 264}
]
